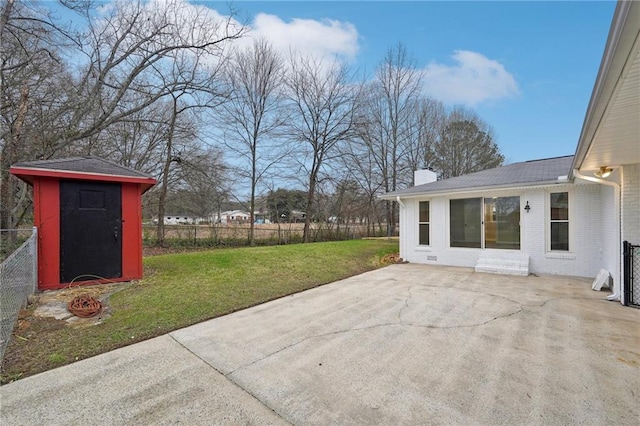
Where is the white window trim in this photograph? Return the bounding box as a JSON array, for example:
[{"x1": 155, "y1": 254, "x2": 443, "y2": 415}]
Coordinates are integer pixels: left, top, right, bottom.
[
  {"x1": 445, "y1": 193, "x2": 523, "y2": 250},
  {"x1": 546, "y1": 189, "x2": 574, "y2": 254},
  {"x1": 417, "y1": 200, "x2": 431, "y2": 247}
]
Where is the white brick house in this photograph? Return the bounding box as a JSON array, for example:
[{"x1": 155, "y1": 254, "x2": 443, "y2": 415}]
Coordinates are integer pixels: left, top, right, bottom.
[{"x1": 382, "y1": 1, "x2": 639, "y2": 306}]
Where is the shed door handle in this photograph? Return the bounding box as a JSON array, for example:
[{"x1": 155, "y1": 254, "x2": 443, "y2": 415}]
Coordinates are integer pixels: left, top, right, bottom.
[{"x1": 114, "y1": 227, "x2": 119, "y2": 241}]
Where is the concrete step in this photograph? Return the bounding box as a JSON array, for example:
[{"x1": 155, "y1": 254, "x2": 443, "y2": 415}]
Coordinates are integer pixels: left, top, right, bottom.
[{"x1": 475, "y1": 252, "x2": 530, "y2": 276}]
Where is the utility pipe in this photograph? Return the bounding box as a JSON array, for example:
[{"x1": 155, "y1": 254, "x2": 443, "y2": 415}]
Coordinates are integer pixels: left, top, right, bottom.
[
  {"x1": 396, "y1": 196, "x2": 406, "y2": 261},
  {"x1": 572, "y1": 168, "x2": 621, "y2": 302}
]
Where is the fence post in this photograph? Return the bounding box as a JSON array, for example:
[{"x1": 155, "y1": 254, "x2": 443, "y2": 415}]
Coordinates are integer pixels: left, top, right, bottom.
[{"x1": 32, "y1": 226, "x2": 38, "y2": 294}]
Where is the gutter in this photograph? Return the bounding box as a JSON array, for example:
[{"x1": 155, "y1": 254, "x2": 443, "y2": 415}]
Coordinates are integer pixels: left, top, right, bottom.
[
  {"x1": 395, "y1": 196, "x2": 407, "y2": 261},
  {"x1": 573, "y1": 168, "x2": 621, "y2": 302}
]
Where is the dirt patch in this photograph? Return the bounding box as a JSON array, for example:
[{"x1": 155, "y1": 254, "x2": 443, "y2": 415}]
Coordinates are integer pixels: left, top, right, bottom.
[
  {"x1": 31, "y1": 282, "x2": 129, "y2": 328},
  {"x1": 380, "y1": 253, "x2": 407, "y2": 265},
  {"x1": 1, "y1": 312, "x2": 66, "y2": 383},
  {"x1": 1, "y1": 282, "x2": 130, "y2": 383}
]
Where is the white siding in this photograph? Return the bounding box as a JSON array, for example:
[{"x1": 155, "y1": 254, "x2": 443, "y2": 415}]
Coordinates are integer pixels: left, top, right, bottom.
[
  {"x1": 398, "y1": 182, "x2": 607, "y2": 278},
  {"x1": 598, "y1": 184, "x2": 619, "y2": 285},
  {"x1": 622, "y1": 163, "x2": 640, "y2": 245}
]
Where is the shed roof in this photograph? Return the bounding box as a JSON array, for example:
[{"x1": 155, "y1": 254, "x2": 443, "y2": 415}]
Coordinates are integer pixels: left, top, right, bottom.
[
  {"x1": 10, "y1": 156, "x2": 156, "y2": 192},
  {"x1": 12, "y1": 156, "x2": 151, "y2": 178},
  {"x1": 381, "y1": 155, "x2": 574, "y2": 199}
]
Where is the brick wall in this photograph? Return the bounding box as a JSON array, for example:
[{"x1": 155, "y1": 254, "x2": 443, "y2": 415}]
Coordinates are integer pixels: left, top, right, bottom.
[{"x1": 622, "y1": 164, "x2": 640, "y2": 245}]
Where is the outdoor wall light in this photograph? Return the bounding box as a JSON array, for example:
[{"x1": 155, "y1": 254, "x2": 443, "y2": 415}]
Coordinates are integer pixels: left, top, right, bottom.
[
  {"x1": 524, "y1": 201, "x2": 531, "y2": 213},
  {"x1": 594, "y1": 166, "x2": 613, "y2": 178}
]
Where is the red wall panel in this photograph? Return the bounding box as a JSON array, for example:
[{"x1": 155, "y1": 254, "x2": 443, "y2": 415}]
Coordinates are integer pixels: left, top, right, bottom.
[
  {"x1": 121, "y1": 183, "x2": 143, "y2": 280},
  {"x1": 35, "y1": 178, "x2": 60, "y2": 290}
]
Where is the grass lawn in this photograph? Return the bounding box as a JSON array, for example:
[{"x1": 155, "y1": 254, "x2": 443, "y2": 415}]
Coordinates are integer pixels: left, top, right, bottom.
[{"x1": 1, "y1": 239, "x2": 398, "y2": 383}]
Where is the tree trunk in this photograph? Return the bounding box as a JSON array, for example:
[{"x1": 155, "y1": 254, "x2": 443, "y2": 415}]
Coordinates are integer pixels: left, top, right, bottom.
[
  {"x1": 249, "y1": 145, "x2": 256, "y2": 246},
  {"x1": 1, "y1": 84, "x2": 28, "y2": 248},
  {"x1": 303, "y1": 168, "x2": 318, "y2": 243},
  {"x1": 156, "y1": 98, "x2": 178, "y2": 247}
]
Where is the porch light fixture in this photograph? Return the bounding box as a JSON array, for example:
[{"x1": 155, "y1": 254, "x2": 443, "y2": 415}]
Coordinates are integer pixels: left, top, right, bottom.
[
  {"x1": 594, "y1": 166, "x2": 613, "y2": 178},
  {"x1": 524, "y1": 201, "x2": 531, "y2": 213}
]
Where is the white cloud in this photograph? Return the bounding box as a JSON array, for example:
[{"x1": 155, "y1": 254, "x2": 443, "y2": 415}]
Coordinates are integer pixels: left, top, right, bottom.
[
  {"x1": 250, "y1": 13, "x2": 359, "y2": 63},
  {"x1": 97, "y1": 1, "x2": 359, "y2": 73},
  {"x1": 94, "y1": 0, "x2": 244, "y2": 56},
  {"x1": 422, "y1": 50, "x2": 519, "y2": 106}
]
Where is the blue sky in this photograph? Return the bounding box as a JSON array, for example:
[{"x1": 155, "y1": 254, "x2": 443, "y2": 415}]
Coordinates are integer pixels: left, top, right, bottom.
[
  {"x1": 50, "y1": 0, "x2": 617, "y2": 165},
  {"x1": 201, "y1": 0, "x2": 616, "y2": 164}
]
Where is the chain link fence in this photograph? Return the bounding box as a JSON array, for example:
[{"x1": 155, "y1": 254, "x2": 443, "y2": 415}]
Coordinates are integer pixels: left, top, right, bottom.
[
  {"x1": 0, "y1": 228, "x2": 38, "y2": 363},
  {"x1": 143, "y1": 222, "x2": 392, "y2": 248},
  {"x1": 623, "y1": 241, "x2": 640, "y2": 308}
]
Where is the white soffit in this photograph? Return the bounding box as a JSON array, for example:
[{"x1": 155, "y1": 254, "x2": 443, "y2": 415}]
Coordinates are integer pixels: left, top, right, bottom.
[
  {"x1": 580, "y1": 11, "x2": 640, "y2": 172},
  {"x1": 582, "y1": 42, "x2": 640, "y2": 170}
]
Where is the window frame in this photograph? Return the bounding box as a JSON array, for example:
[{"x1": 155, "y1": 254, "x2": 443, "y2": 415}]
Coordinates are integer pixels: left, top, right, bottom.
[
  {"x1": 548, "y1": 191, "x2": 571, "y2": 252},
  {"x1": 449, "y1": 197, "x2": 483, "y2": 248},
  {"x1": 447, "y1": 195, "x2": 521, "y2": 250},
  {"x1": 418, "y1": 200, "x2": 430, "y2": 246}
]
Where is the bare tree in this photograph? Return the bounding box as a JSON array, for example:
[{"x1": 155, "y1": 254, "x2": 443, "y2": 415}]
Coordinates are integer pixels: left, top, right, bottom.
[
  {"x1": 402, "y1": 97, "x2": 447, "y2": 180},
  {"x1": 83, "y1": 102, "x2": 172, "y2": 175},
  {"x1": 433, "y1": 107, "x2": 504, "y2": 179},
  {"x1": 356, "y1": 43, "x2": 423, "y2": 235},
  {"x1": 284, "y1": 55, "x2": 360, "y2": 242},
  {"x1": 219, "y1": 39, "x2": 286, "y2": 245},
  {"x1": 54, "y1": 0, "x2": 244, "y2": 153},
  {"x1": 0, "y1": 0, "x2": 244, "y2": 231},
  {"x1": 152, "y1": 43, "x2": 232, "y2": 245},
  {"x1": 0, "y1": 0, "x2": 76, "y2": 231},
  {"x1": 338, "y1": 144, "x2": 388, "y2": 235},
  {"x1": 170, "y1": 146, "x2": 230, "y2": 220}
]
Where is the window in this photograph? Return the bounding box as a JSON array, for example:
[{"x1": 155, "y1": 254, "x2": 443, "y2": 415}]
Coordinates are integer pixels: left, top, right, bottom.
[
  {"x1": 450, "y1": 197, "x2": 520, "y2": 249},
  {"x1": 79, "y1": 190, "x2": 105, "y2": 210},
  {"x1": 418, "y1": 201, "x2": 430, "y2": 245},
  {"x1": 550, "y1": 192, "x2": 569, "y2": 251}
]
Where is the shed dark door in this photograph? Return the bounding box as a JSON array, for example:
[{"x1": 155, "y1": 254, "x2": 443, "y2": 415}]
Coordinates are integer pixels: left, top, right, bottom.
[{"x1": 60, "y1": 180, "x2": 122, "y2": 283}]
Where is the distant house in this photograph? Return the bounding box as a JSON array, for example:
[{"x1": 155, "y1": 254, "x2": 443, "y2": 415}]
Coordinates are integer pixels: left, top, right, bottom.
[
  {"x1": 291, "y1": 210, "x2": 306, "y2": 223},
  {"x1": 160, "y1": 214, "x2": 195, "y2": 225},
  {"x1": 253, "y1": 210, "x2": 271, "y2": 224},
  {"x1": 275, "y1": 210, "x2": 306, "y2": 223},
  {"x1": 381, "y1": 1, "x2": 640, "y2": 307},
  {"x1": 213, "y1": 210, "x2": 251, "y2": 224}
]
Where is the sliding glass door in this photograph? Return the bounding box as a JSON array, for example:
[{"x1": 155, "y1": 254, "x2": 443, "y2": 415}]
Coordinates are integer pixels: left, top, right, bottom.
[
  {"x1": 484, "y1": 197, "x2": 520, "y2": 249},
  {"x1": 450, "y1": 196, "x2": 520, "y2": 249},
  {"x1": 450, "y1": 198, "x2": 482, "y2": 248}
]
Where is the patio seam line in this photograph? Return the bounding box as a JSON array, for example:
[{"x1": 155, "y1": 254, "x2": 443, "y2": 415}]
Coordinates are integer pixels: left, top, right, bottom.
[
  {"x1": 412, "y1": 281, "x2": 607, "y2": 309},
  {"x1": 166, "y1": 333, "x2": 290, "y2": 424},
  {"x1": 226, "y1": 300, "x2": 525, "y2": 376},
  {"x1": 413, "y1": 281, "x2": 526, "y2": 307}
]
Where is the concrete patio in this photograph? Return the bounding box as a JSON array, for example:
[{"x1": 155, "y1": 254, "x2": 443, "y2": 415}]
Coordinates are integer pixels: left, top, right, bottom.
[{"x1": 1, "y1": 264, "x2": 639, "y2": 425}]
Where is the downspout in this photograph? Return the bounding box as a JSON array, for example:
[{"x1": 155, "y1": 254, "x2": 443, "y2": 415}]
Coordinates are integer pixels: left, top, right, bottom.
[
  {"x1": 572, "y1": 168, "x2": 621, "y2": 302},
  {"x1": 396, "y1": 196, "x2": 406, "y2": 260}
]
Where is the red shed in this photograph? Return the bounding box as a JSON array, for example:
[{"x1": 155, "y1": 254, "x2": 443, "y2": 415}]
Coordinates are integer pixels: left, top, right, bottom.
[{"x1": 10, "y1": 157, "x2": 156, "y2": 291}]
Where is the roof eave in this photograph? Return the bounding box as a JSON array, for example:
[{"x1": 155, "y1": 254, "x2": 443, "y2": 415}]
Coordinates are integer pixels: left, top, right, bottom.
[
  {"x1": 10, "y1": 166, "x2": 157, "y2": 193},
  {"x1": 571, "y1": 0, "x2": 638, "y2": 175},
  {"x1": 379, "y1": 179, "x2": 572, "y2": 200}
]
